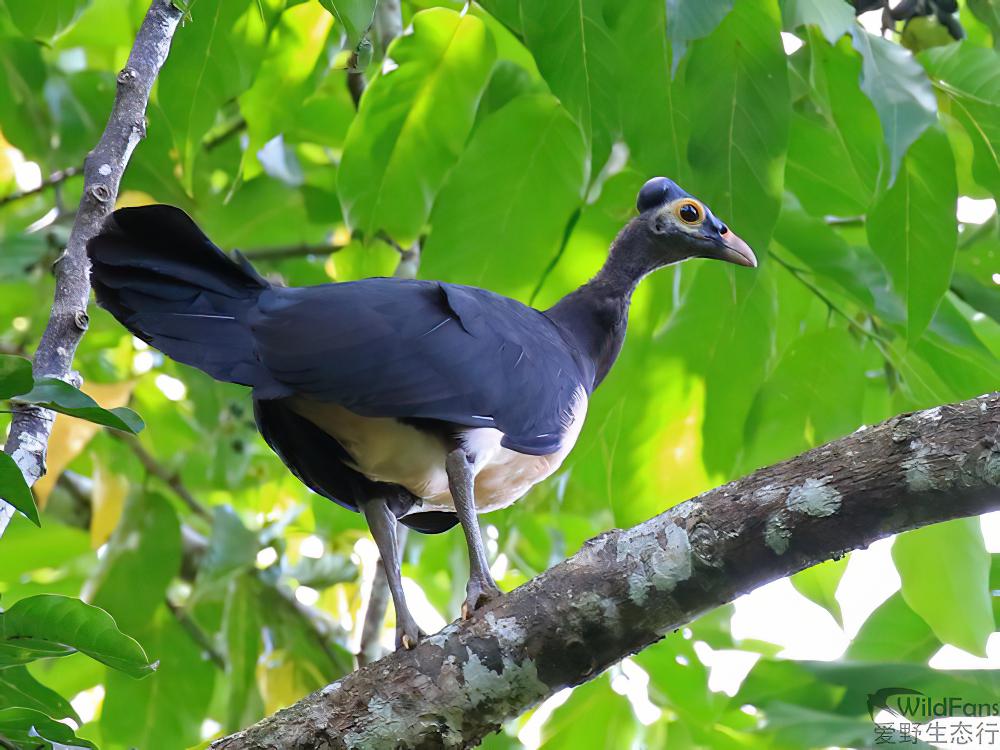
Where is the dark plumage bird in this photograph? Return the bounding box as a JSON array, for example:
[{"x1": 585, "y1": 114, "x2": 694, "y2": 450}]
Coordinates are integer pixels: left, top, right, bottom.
[{"x1": 87, "y1": 177, "x2": 756, "y2": 649}]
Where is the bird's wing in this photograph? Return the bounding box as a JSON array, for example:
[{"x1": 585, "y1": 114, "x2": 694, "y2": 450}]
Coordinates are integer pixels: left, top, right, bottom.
[{"x1": 249, "y1": 279, "x2": 588, "y2": 455}]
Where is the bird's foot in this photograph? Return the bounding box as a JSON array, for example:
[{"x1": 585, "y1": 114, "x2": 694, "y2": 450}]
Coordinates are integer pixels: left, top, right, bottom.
[
  {"x1": 461, "y1": 575, "x2": 503, "y2": 620},
  {"x1": 395, "y1": 615, "x2": 426, "y2": 651}
]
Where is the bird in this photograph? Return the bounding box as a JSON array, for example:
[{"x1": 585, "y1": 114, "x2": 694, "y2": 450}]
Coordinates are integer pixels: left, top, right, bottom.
[{"x1": 86, "y1": 176, "x2": 757, "y2": 650}]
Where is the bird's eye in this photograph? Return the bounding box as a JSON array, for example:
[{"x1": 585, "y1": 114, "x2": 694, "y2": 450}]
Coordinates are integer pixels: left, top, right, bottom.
[{"x1": 675, "y1": 200, "x2": 703, "y2": 225}]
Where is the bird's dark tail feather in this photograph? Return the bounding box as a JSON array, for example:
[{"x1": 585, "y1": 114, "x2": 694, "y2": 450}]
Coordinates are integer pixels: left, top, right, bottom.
[{"x1": 88, "y1": 204, "x2": 281, "y2": 393}]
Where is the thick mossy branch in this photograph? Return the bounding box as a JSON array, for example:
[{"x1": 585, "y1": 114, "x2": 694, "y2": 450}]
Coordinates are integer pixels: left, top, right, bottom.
[
  {"x1": 0, "y1": 0, "x2": 183, "y2": 537},
  {"x1": 213, "y1": 393, "x2": 1000, "y2": 749}
]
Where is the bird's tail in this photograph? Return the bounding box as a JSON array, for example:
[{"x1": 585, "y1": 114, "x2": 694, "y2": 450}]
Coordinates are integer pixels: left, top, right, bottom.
[{"x1": 88, "y1": 205, "x2": 281, "y2": 393}]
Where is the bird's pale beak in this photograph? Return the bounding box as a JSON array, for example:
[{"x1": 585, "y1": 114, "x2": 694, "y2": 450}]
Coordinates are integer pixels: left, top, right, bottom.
[{"x1": 716, "y1": 230, "x2": 757, "y2": 268}]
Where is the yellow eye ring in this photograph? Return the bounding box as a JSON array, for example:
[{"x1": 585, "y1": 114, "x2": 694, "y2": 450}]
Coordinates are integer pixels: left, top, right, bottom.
[{"x1": 674, "y1": 200, "x2": 703, "y2": 225}]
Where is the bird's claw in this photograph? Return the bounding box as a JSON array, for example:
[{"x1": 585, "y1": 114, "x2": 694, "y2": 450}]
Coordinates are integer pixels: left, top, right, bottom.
[
  {"x1": 461, "y1": 576, "x2": 502, "y2": 620},
  {"x1": 395, "y1": 618, "x2": 425, "y2": 651}
]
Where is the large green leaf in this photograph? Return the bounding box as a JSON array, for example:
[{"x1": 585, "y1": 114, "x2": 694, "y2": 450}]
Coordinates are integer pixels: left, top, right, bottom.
[
  {"x1": 791, "y1": 556, "x2": 849, "y2": 627},
  {"x1": 867, "y1": 127, "x2": 958, "y2": 342},
  {"x1": 0, "y1": 36, "x2": 49, "y2": 160},
  {"x1": 892, "y1": 518, "x2": 993, "y2": 656},
  {"x1": 0, "y1": 665, "x2": 79, "y2": 723},
  {"x1": 101, "y1": 609, "x2": 215, "y2": 750},
  {"x1": 15, "y1": 378, "x2": 144, "y2": 433},
  {"x1": 0, "y1": 451, "x2": 37, "y2": 526},
  {"x1": 790, "y1": 32, "x2": 884, "y2": 217},
  {"x1": 850, "y1": 26, "x2": 937, "y2": 179},
  {"x1": 0, "y1": 354, "x2": 31, "y2": 399},
  {"x1": 846, "y1": 592, "x2": 940, "y2": 662},
  {"x1": 612, "y1": 0, "x2": 687, "y2": 177},
  {"x1": 337, "y1": 8, "x2": 497, "y2": 244},
  {"x1": 89, "y1": 493, "x2": 181, "y2": 637},
  {"x1": 780, "y1": 0, "x2": 854, "y2": 44},
  {"x1": 742, "y1": 327, "x2": 868, "y2": 472},
  {"x1": 922, "y1": 43, "x2": 1000, "y2": 196},
  {"x1": 318, "y1": 0, "x2": 375, "y2": 49},
  {"x1": 0, "y1": 595, "x2": 155, "y2": 677},
  {"x1": 683, "y1": 0, "x2": 789, "y2": 252},
  {"x1": 519, "y1": 0, "x2": 619, "y2": 171},
  {"x1": 422, "y1": 94, "x2": 587, "y2": 297},
  {"x1": 157, "y1": 0, "x2": 282, "y2": 191},
  {"x1": 0, "y1": 0, "x2": 91, "y2": 41},
  {"x1": 0, "y1": 706, "x2": 96, "y2": 749},
  {"x1": 197, "y1": 504, "x2": 258, "y2": 587},
  {"x1": 238, "y1": 3, "x2": 335, "y2": 181},
  {"x1": 222, "y1": 577, "x2": 263, "y2": 732},
  {"x1": 665, "y1": 0, "x2": 734, "y2": 71}
]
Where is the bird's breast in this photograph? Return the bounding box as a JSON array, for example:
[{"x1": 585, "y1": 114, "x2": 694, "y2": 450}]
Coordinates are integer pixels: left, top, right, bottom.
[{"x1": 286, "y1": 391, "x2": 588, "y2": 514}]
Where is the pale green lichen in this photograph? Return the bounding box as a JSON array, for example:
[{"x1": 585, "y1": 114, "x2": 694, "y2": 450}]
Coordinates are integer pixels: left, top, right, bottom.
[
  {"x1": 764, "y1": 514, "x2": 791, "y2": 555},
  {"x1": 615, "y1": 522, "x2": 692, "y2": 604},
  {"x1": 785, "y1": 477, "x2": 842, "y2": 517},
  {"x1": 902, "y1": 440, "x2": 938, "y2": 492}
]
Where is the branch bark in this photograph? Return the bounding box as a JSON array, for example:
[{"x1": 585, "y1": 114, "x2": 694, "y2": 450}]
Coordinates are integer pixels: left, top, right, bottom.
[
  {"x1": 212, "y1": 393, "x2": 1000, "y2": 749},
  {"x1": 0, "y1": 0, "x2": 183, "y2": 538}
]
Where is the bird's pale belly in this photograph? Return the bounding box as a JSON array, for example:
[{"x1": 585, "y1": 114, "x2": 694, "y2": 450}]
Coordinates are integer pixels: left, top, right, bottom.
[{"x1": 287, "y1": 393, "x2": 587, "y2": 514}]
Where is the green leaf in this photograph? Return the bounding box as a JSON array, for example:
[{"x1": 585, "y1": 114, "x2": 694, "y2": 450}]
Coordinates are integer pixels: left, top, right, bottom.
[
  {"x1": 791, "y1": 557, "x2": 849, "y2": 627},
  {"x1": 222, "y1": 577, "x2": 262, "y2": 732},
  {"x1": 157, "y1": 0, "x2": 282, "y2": 191},
  {"x1": 850, "y1": 26, "x2": 937, "y2": 180},
  {"x1": 0, "y1": 665, "x2": 79, "y2": 724},
  {"x1": 198, "y1": 505, "x2": 258, "y2": 587},
  {"x1": 238, "y1": 3, "x2": 335, "y2": 181},
  {"x1": 0, "y1": 706, "x2": 96, "y2": 749},
  {"x1": 338, "y1": 8, "x2": 497, "y2": 244},
  {"x1": 318, "y1": 0, "x2": 375, "y2": 50},
  {"x1": 846, "y1": 592, "x2": 941, "y2": 662},
  {"x1": 665, "y1": 0, "x2": 735, "y2": 71},
  {"x1": 0, "y1": 451, "x2": 38, "y2": 526},
  {"x1": 742, "y1": 327, "x2": 868, "y2": 472},
  {"x1": 922, "y1": 43, "x2": 1000, "y2": 196},
  {"x1": 0, "y1": 0, "x2": 91, "y2": 41},
  {"x1": 422, "y1": 94, "x2": 586, "y2": 297},
  {"x1": 0, "y1": 354, "x2": 32, "y2": 399},
  {"x1": 684, "y1": 0, "x2": 789, "y2": 251},
  {"x1": 867, "y1": 127, "x2": 957, "y2": 342},
  {"x1": 0, "y1": 36, "x2": 50, "y2": 160},
  {"x1": 892, "y1": 518, "x2": 993, "y2": 655},
  {"x1": 0, "y1": 595, "x2": 155, "y2": 677},
  {"x1": 101, "y1": 609, "x2": 215, "y2": 750},
  {"x1": 89, "y1": 493, "x2": 181, "y2": 636},
  {"x1": 789, "y1": 32, "x2": 883, "y2": 217},
  {"x1": 612, "y1": 0, "x2": 687, "y2": 178},
  {"x1": 781, "y1": 0, "x2": 854, "y2": 44},
  {"x1": 519, "y1": 0, "x2": 620, "y2": 170},
  {"x1": 15, "y1": 378, "x2": 144, "y2": 433},
  {"x1": 968, "y1": 0, "x2": 1000, "y2": 48}
]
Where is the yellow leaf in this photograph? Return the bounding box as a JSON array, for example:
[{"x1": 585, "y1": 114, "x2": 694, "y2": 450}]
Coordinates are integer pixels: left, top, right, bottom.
[
  {"x1": 115, "y1": 190, "x2": 156, "y2": 209},
  {"x1": 90, "y1": 455, "x2": 128, "y2": 548},
  {"x1": 256, "y1": 649, "x2": 325, "y2": 715},
  {"x1": 33, "y1": 380, "x2": 135, "y2": 508}
]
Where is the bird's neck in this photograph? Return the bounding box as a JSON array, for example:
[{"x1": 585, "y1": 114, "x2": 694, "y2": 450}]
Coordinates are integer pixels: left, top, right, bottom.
[{"x1": 545, "y1": 221, "x2": 656, "y2": 390}]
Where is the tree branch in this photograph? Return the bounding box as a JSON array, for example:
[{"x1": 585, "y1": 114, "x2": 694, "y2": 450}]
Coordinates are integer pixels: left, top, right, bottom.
[
  {"x1": 212, "y1": 393, "x2": 1000, "y2": 749},
  {"x1": 0, "y1": 0, "x2": 183, "y2": 539},
  {"x1": 0, "y1": 166, "x2": 83, "y2": 207}
]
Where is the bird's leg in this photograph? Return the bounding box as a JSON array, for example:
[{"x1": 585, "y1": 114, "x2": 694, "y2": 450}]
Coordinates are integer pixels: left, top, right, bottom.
[
  {"x1": 362, "y1": 498, "x2": 424, "y2": 650},
  {"x1": 446, "y1": 448, "x2": 502, "y2": 618}
]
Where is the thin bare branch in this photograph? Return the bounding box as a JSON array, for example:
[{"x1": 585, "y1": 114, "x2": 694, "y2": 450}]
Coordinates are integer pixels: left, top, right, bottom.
[{"x1": 0, "y1": 0, "x2": 184, "y2": 538}]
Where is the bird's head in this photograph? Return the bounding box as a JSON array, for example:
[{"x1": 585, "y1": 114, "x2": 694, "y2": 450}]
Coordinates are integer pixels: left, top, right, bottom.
[{"x1": 633, "y1": 176, "x2": 757, "y2": 269}]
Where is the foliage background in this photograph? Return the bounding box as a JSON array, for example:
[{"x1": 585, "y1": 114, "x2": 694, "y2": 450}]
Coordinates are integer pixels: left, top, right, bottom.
[{"x1": 0, "y1": 0, "x2": 999, "y2": 747}]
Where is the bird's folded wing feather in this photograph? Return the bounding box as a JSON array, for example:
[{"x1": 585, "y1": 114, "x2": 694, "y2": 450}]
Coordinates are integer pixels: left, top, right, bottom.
[{"x1": 249, "y1": 279, "x2": 587, "y2": 455}]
